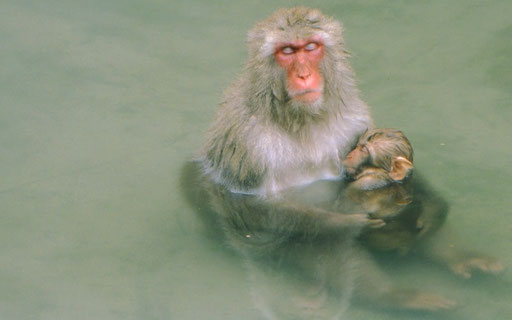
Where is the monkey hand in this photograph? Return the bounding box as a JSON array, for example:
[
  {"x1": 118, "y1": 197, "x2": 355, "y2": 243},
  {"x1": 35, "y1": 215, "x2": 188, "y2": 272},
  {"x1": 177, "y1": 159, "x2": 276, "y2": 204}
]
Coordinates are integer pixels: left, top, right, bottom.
[
  {"x1": 449, "y1": 254, "x2": 504, "y2": 279},
  {"x1": 416, "y1": 212, "x2": 438, "y2": 237},
  {"x1": 366, "y1": 216, "x2": 386, "y2": 228},
  {"x1": 400, "y1": 291, "x2": 456, "y2": 311},
  {"x1": 416, "y1": 216, "x2": 429, "y2": 237},
  {"x1": 337, "y1": 213, "x2": 385, "y2": 229}
]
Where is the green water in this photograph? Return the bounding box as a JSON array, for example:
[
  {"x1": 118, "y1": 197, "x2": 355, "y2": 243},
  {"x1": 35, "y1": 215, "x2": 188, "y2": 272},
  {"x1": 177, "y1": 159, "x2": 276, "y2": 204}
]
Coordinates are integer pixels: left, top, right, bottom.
[{"x1": 1, "y1": 1, "x2": 511, "y2": 319}]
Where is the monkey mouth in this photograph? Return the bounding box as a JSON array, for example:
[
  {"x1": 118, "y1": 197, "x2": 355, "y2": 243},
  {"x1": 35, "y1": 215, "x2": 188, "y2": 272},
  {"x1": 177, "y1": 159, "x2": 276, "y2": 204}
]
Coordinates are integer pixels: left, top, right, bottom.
[{"x1": 289, "y1": 89, "x2": 323, "y2": 103}]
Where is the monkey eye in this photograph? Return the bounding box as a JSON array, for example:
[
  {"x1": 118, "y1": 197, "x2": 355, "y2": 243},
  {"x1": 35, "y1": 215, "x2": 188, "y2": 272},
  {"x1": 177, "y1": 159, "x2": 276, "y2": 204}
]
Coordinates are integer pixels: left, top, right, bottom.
[
  {"x1": 305, "y1": 42, "x2": 318, "y2": 51},
  {"x1": 281, "y1": 46, "x2": 294, "y2": 55}
]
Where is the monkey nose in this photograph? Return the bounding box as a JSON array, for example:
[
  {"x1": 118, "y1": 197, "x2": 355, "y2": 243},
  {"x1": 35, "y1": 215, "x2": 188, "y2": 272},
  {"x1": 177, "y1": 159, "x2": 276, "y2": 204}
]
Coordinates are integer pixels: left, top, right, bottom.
[
  {"x1": 298, "y1": 70, "x2": 310, "y2": 79},
  {"x1": 295, "y1": 72, "x2": 314, "y2": 88}
]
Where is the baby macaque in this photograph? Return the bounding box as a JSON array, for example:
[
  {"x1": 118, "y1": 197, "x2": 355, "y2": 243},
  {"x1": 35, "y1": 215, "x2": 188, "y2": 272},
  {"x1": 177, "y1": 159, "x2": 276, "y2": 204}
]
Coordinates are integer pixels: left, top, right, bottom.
[
  {"x1": 341, "y1": 128, "x2": 504, "y2": 276},
  {"x1": 344, "y1": 128, "x2": 413, "y2": 192},
  {"x1": 340, "y1": 128, "x2": 432, "y2": 253}
]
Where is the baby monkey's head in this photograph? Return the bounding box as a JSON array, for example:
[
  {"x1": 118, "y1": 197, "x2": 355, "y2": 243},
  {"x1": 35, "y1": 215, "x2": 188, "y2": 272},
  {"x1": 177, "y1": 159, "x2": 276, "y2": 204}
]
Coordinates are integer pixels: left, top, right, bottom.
[{"x1": 344, "y1": 128, "x2": 413, "y2": 190}]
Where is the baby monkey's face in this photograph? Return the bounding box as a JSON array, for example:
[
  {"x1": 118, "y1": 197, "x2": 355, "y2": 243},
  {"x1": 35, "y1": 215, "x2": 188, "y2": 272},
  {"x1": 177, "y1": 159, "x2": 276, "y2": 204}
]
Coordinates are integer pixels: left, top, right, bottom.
[{"x1": 343, "y1": 144, "x2": 371, "y2": 179}]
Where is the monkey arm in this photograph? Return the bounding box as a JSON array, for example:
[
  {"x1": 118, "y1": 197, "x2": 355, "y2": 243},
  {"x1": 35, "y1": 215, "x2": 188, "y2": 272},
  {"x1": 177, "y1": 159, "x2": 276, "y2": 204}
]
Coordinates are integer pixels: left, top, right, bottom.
[
  {"x1": 191, "y1": 172, "x2": 385, "y2": 239},
  {"x1": 266, "y1": 200, "x2": 385, "y2": 236}
]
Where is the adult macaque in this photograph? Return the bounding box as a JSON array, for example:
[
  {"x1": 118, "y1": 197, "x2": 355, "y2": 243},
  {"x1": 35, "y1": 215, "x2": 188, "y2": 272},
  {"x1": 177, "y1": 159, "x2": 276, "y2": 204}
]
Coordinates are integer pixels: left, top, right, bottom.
[
  {"x1": 184, "y1": 8, "x2": 469, "y2": 312},
  {"x1": 340, "y1": 128, "x2": 504, "y2": 276},
  {"x1": 199, "y1": 7, "x2": 385, "y2": 231}
]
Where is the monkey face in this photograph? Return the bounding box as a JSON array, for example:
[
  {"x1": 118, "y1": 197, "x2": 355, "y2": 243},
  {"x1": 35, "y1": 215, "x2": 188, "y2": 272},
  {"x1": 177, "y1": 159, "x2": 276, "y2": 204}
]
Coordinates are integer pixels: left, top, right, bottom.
[
  {"x1": 344, "y1": 144, "x2": 370, "y2": 178},
  {"x1": 274, "y1": 37, "x2": 325, "y2": 104}
]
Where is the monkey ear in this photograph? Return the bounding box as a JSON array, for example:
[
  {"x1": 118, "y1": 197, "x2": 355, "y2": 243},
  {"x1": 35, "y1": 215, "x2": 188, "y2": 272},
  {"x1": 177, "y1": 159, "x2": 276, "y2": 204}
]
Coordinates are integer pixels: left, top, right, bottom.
[{"x1": 389, "y1": 156, "x2": 413, "y2": 181}]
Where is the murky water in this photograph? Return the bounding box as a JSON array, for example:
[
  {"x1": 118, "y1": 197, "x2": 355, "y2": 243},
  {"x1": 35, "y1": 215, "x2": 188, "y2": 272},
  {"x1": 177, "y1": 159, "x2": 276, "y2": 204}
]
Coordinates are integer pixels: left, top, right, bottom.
[{"x1": 1, "y1": 1, "x2": 511, "y2": 319}]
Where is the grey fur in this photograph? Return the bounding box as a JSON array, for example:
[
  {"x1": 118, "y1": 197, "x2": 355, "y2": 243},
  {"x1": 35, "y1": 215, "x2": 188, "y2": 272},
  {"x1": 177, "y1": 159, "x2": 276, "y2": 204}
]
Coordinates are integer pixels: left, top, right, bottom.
[{"x1": 199, "y1": 7, "x2": 373, "y2": 196}]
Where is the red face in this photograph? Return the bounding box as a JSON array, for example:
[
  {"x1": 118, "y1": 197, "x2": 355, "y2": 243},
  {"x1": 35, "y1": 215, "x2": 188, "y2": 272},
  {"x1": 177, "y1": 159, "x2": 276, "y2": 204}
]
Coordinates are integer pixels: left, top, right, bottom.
[{"x1": 274, "y1": 38, "x2": 325, "y2": 103}]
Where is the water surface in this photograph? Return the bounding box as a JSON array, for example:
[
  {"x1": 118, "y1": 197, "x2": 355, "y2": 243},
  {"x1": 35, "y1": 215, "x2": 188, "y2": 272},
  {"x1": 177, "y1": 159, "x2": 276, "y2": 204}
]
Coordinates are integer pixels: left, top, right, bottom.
[{"x1": 1, "y1": 1, "x2": 511, "y2": 319}]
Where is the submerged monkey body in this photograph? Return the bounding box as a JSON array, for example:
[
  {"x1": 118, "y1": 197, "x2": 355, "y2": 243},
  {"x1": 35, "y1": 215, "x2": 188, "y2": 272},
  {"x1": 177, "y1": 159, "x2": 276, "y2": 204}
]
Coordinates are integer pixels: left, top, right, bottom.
[{"x1": 200, "y1": 8, "x2": 372, "y2": 195}]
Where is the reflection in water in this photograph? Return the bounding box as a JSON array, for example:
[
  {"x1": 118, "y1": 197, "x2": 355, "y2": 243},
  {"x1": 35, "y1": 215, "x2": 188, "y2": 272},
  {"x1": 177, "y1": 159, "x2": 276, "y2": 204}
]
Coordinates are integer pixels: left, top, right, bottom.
[{"x1": 182, "y1": 161, "x2": 503, "y2": 318}]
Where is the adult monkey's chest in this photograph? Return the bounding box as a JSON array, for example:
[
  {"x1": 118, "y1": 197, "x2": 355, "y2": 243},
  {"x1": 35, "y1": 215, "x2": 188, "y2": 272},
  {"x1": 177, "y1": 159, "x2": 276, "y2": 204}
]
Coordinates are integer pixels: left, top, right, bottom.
[{"x1": 255, "y1": 127, "x2": 346, "y2": 194}]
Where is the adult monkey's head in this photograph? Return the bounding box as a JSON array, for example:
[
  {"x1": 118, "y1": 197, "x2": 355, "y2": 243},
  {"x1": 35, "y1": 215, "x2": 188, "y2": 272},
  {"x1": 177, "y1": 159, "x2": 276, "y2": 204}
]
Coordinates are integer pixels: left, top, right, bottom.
[{"x1": 246, "y1": 7, "x2": 350, "y2": 119}]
